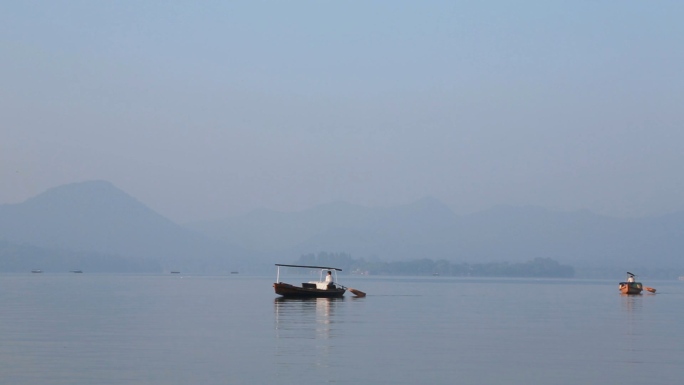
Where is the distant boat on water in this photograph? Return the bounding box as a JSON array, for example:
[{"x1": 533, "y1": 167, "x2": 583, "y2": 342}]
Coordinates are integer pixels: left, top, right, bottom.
[
  {"x1": 619, "y1": 272, "x2": 643, "y2": 294},
  {"x1": 70, "y1": 270, "x2": 83, "y2": 273},
  {"x1": 170, "y1": 271, "x2": 181, "y2": 274},
  {"x1": 230, "y1": 271, "x2": 239, "y2": 274},
  {"x1": 31, "y1": 269, "x2": 43, "y2": 273},
  {"x1": 619, "y1": 272, "x2": 656, "y2": 294}
]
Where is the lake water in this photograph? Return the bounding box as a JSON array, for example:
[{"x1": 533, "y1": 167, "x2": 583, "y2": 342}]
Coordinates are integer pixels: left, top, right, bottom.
[{"x1": 1, "y1": 274, "x2": 683, "y2": 385}]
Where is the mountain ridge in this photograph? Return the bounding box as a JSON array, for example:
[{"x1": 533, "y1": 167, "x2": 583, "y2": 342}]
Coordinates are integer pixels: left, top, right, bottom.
[
  {"x1": 2, "y1": 181, "x2": 684, "y2": 274},
  {"x1": 190, "y1": 200, "x2": 684, "y2": 270},
  {"x1": 0, "y1": 180, "x2": 250, "y2": 273}
]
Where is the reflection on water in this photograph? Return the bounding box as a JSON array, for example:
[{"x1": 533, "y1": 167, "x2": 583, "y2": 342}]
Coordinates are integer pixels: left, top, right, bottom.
[
  {"x1": 620, "y1": 292, "x2": 647, "y2": 365},
  {"x1": 273, "y1": 297, "x2": 345, "y2": 373},
  {"x1": 274, "y1": 297, "x2": 343, "y2": 338},
  {"x1": 621, "y1": 293, "x2": 643, "y2": 313}
]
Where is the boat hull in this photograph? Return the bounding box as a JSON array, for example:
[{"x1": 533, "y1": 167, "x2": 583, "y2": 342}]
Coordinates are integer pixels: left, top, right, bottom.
[
  {"x1": 274, "y1": 282, "x2": 346, "y2": 298},
  {"x1": 619, "y1": 282, "x2": 643, "y2": 295}
]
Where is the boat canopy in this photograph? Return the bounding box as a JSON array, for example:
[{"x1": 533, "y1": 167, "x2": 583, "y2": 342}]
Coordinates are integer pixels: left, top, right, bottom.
[
  {"x1": 275, "y1": 264, "x2": 342, "y2": 284},
  {"x1": 275, "y1": 264, "x2": 342, "y2": 271}
]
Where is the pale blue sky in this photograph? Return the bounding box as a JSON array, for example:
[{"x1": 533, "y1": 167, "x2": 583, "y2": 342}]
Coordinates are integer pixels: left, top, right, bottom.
[{"x1": 2, "y1": 1, "x2": 683, "y2": 222}]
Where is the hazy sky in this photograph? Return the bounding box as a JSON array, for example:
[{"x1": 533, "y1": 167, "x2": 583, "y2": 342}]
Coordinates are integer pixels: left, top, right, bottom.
[{"x1": 2, "y1": 1, "x2": 683, "y2": 222}]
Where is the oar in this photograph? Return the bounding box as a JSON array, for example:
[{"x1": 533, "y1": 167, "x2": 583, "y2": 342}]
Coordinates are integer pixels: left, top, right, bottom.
[
  {"x1": 339, "y1": 284, "x2": 366, "y2": 297},
  {"x1": 645, "y1": 286, "x2": 656, "y2": 293}
]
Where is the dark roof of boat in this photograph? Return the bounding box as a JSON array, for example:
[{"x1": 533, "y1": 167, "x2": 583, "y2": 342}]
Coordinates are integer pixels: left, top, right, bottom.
[{"x1": 275, "y1": 264, "x2": 342, "y2": 271}]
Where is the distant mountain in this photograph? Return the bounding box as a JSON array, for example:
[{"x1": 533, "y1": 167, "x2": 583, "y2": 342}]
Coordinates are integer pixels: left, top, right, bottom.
[
  {"x1": 455, "y1": 206, "x2": 684, "y2": 268},
  {"x1": 4, "y1": 181, "x2": 683, "y2": 276},
  {"x1": 188, "y1": 201, "x2": 684, "y2": 271},
  {"x1": 278, "y1": 197, "x2": 461, "y2": 262},
  {"x1": 186, "y1": 197, "x2": 457, "y2": 255},
  {"x1": 0, "y1": 181, "x2": 250, "y2": 273}
]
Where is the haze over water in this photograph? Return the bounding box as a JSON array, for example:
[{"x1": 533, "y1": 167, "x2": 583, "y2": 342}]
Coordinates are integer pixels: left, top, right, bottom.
[
  {"x1": 1, "y1": 274, "x2": 682, "y2": 385},
  {"x1": 3, "y1": 2, "x2": 684, "y2": 222}
]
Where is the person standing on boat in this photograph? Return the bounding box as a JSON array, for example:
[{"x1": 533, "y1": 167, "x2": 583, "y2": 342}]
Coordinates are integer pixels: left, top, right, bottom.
[{"x1": 627, "y1": 272, "x2": 635, "y2": 283}]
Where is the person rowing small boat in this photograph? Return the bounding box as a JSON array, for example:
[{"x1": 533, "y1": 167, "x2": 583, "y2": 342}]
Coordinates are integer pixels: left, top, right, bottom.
[
  {"x1": 273, "y1": 264, "x2": 366, "y2": 298},
  {"x1": 619, "y1": 272, "x2": 642, "y2": 294}
]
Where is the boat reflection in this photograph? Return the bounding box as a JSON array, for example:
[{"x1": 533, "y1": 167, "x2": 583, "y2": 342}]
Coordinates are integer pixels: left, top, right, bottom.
[
  {"x1": 273, "y1": 297, "x2": 344, "y2": 369},
  {"x1": 620, "y1": 292, "x2": 646, "y2": 364},
  {"x1": 274, "y1": 297, "x2": 343, "y2": 338},
  {"x1": 620, "y1": 292, "x2": 643, "y2": 313}
]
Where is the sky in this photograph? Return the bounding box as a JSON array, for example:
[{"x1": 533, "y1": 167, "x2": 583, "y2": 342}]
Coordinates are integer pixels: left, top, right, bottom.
[{"x1": 2, "y1": 1, "x2": 684, "y2": 223}]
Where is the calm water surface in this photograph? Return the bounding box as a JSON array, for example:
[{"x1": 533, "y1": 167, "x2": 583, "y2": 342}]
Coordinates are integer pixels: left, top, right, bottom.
[{"x1": 1, "y1": 274, "x2": 682, "y2": 384}]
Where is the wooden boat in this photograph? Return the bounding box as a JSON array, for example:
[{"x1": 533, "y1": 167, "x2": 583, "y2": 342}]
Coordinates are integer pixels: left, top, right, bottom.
[
  {"x1": 619, "y1": 272, "x2": 643, "y2": 295},
  {"x1": 273, "y1": 264, "x2": 346, "y2": 298},
  {"x1": 619, "y1": 282, "x2": 643, "y2": 294}
]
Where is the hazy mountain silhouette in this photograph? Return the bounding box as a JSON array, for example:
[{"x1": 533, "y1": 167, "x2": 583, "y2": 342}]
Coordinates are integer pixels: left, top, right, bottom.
[
  {"x1": 187, "y1": 197, "x2": 458, "y2": 258},
  {"x1": 0, "y1": 181, "x2": 249, "y2": 273},
  {"x1": 190, "y1": 200, "x2": 684, "y2": 270},
  {"x1": 3, "y1": 181, "x2": 683, "y2": 275}
]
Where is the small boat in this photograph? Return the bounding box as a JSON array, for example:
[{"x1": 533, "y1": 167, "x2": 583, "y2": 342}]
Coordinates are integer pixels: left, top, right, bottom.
[
  {"x1": 31, "y1": 269, "x2": 43, "y2": 273},
  {"x1": 273, "y1": 264, "x2": 347, "y2": 298},
  {"x1": 70, "y1": 270, "x2": 83, "y2": 273},
  {"x1": 170, "y1": 271, "x2": 181, "y2": 274},
  {"x1": 619, "y1": 282, "x2": 643, "y2": 295},
  {"x1": 619, "y1": 272, "x2": 643, "y2": 295}
]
